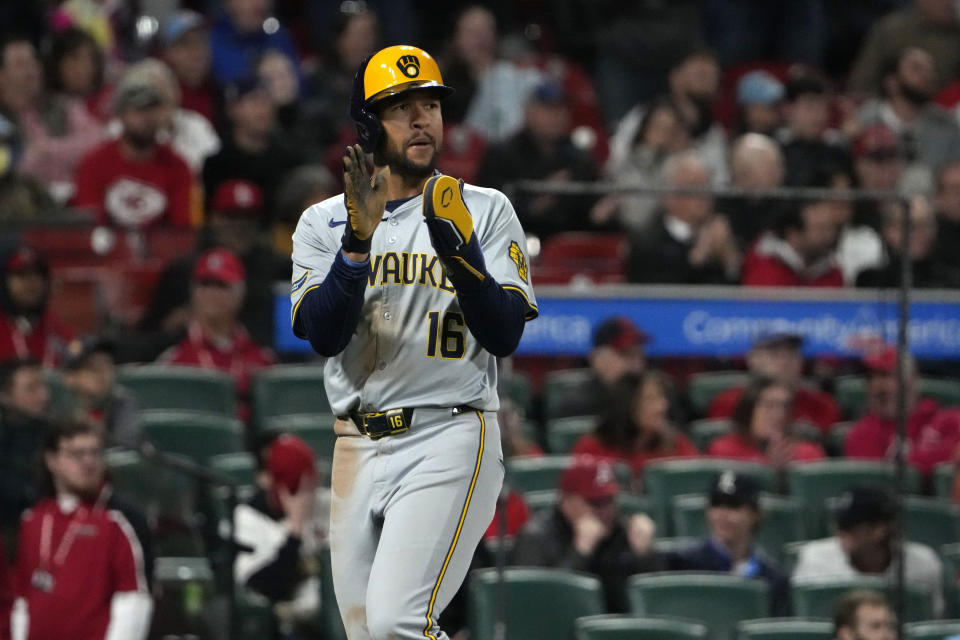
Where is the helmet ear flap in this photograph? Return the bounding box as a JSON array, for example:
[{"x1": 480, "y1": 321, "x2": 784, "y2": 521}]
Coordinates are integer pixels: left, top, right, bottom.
[{"x1": 350, "y1": 55, "x2": 383, "y2": 154}]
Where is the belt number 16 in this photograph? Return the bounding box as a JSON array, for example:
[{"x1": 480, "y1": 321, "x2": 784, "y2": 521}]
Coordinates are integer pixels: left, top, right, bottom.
[{"x1": 426, "y1": 310, "x2": 465, "y2": 359}]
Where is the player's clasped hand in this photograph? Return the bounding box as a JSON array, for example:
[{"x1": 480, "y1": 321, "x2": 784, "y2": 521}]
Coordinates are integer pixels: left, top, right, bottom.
[
  {"x1": 422, "y1": 174, "x2": 488, "y2": 284},
  {"x1": 342, "y1": 144, "x2": 390, "y2": 253}
]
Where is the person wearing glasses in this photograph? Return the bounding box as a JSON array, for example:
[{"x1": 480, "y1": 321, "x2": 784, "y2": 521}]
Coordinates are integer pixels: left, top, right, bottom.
[{"x1": 11, "y1": 420, "x2": 153, "y2": 640}]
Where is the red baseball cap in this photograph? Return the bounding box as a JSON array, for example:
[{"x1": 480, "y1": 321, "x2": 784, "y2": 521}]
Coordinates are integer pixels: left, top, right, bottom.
[
  {"x1": 267, "y1": 434, "x2": 317, "y2": 493},
  {"x1": 210, "y1": 179, "x2": 264, "y2": 215},
  {"x1": 5, "y1": 246, "x2": 47, "y2": 275},
  {"x1": 193, "y1": 248, "x2": 245, "y2": 284},
  {"x1": 862, "y1": 344, "x2": 915, "y2": 375},
  {"x1": 592, "y1": 316, "x2": 650, "y2": 352},
  {"x1": 560, "y1": 457, "x2": 620, "y2": 500}
]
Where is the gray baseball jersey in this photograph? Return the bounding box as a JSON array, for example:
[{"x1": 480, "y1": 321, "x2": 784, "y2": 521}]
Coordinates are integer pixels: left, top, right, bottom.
[{"x1": 290, "y1": 184, "x2": 538, "y2": 416}]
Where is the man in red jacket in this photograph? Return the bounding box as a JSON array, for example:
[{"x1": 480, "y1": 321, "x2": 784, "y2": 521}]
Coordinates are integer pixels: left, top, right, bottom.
[
  {"x1": 12, "y1": 421, "x2": 152, "y2": 640},
  {"x1": 708, "y1": 332, "x2": 840, "y2": 432},
  {"x1": 0, "y1": 247, "x2": 73, "y2": 366},
  {"x1": 845, "y1": 345, "x2": 960, "y2": 474},
  {"x1": 72, "y1": 67, "x2": 196, "y2": 228},
  {"x1": 158, "y1": 247, "x2": 275, "y2": 420},
  {"x1": 741, "y1": 183, "x2": 843, "y2": 287}
]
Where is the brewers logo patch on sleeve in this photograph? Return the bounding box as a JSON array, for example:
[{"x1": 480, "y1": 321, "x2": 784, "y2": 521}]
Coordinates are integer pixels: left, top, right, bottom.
[{"x1": 508, "y1": 240, "x2": 528, "y2": 283}]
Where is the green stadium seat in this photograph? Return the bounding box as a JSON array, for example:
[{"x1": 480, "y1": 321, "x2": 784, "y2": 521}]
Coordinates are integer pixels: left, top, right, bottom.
[
  {"x1": 523, "y1": 489, "x2": 559, "y2": 515},
  {"x1": 617, "y1": 493, "x2": 654, "y2": 519},
  {"x1": 781, "y1": 540, "x2": 808, "y2": 576},
  {"x1": 483, "y1": 535, "x2": 515, "y2": 559},
  {"x1": 903, "y1": 496, "x2": 959, "y2": 550},
  {"x1": 521, "y1": 490, "x2": 654, "y2": 523},
  {"x1": 792, "y1": 421, "x2": 824, "y2": 445},
  {"x1": 643, "y1": 459, "x2": 777, "y2": 535},
  {"x1": 106, "y1": 449, "x2": 201, "y2": 552},
  {"x1": 687, "y1": 371, "x2": 750, "y2": 417},
  {"x1": 826, "y1": 422, "x2": 854, "y2": 457},
  {"x1": 208, "y1": 452, "x2": 257, "y2": 488},
  {"x1": 942, "y1": 544, "x2": 960, "y2": 619},
  {"x1": 141, "y1": 410, "x2": 245, "y2": 463},
  {"x1": 934, "y1": 462, "x2": 955, "y2": 500},
  {"x1": 117, "y1": 365, "x2": 237, "y2": 415},
  {"x1": 671, "y1": 493, "x2": 807, "y2": 565},
  {"x1": 919, "y1": 378, "x2": 960, "y2": 409},
  {"x1": 626, "y1": 572, "x2": 769, "y2": 640},
  {"x1": 546, "y1": 416, "x2": 598, "y2": 454},
  {"x1": 736, "y1": 618, "x2": 834, "y2": 640},
  {"x1": 791, "y1": 577, "x2": 933, "y2": 623},
  {"x1": 507, "y1": 455, "x2": 576, "y2": 494},
  {"x1": 786, "y1": 460, "x2": 920, "y2": 537},
  {"x1": 152, "y1": 557, "x2": 217, "y2": 638},
  {"x1": 834, "y1": 376, "x2": 867, "y2": 420},
  {"x1": 42, "y1": 368, "x2": 73, "y2": 415},
  {"x1": 831, "y1": 376, "x2": 960, "y2": 420},
  {"x1": 544, "y1": 369, "x2": 599, "y2": 420},
  {"x1": 468, "y1": 567, "x2": 605, "y2": 640},
  {"x1": 904, "y1": 620, "x2": 960, "y2": 640},
  {"x1": 508, "y1": 456, "x2": 636, "y2": 495},
  {"x1": 261, "y1": 413, "x2": 339, "y2": 461},
  {"x1": 250, "y1": 364, "x2": 329, "y2": 427},
  {"x1": 318, "y1": 546, "x2": 348, "y2": 640},
  {"x1": 651, "y1": 537, "x2": 699, "y2": 555},
  {"x1": 234, "y1": 592, "x2": 275, "y2": 640},
  {"x1": 574, "y1": 614, "x2": 708, "y2": 640},
  {"x1": 500, "y1": 373, "x2": 534, "y2": 418},
  {"x1": 689, "y1": 419, "x2": 733, "y2": 452}
]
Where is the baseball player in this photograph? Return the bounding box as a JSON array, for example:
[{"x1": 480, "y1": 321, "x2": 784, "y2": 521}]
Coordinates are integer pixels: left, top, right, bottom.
[{"x1": 289, "y1": 45, "x2": 537, "y2": 639}]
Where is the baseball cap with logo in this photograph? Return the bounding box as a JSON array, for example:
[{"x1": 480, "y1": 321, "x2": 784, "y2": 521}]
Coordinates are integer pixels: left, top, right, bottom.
[
  {"x1": 833, "y1": 487, "x2": 896, "y2": 530},
  {"x1": 193, "y1": 248, "x2": 246, "y2": 284},
  {"x1": 560, "y1": 457, "x2": 620, "y2": 500},
  {"x1": 708, "y1": 470, "x2": 760, "y2": 509},
  {"x1": 210, "y1": 180, "x2": 264, "y2": 215},
  {"x1": 592, "y1": 317, "x2": 650, "y2": 352}
]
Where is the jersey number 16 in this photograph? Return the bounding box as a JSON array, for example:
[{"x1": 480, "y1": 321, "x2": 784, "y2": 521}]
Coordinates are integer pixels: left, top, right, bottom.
[{"x1": 425, "y1": 311, "x2": 465, "y2": 359}]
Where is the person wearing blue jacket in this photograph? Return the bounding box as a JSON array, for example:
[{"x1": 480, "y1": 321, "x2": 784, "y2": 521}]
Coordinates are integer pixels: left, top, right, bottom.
[{"x1": 667, "y1": 470, "x2": 790, "y2": 616}]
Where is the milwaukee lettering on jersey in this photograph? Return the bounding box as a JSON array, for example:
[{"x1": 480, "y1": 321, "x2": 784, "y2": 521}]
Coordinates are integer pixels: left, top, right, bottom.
[{"x1": 367, "y1": 252, "x2": 456, "y2": 293}]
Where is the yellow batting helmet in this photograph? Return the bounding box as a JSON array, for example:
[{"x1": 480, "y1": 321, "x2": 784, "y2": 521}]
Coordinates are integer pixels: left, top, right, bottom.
[{"x1": 350, "y1": 45, "x2": 454, "y2": 152}]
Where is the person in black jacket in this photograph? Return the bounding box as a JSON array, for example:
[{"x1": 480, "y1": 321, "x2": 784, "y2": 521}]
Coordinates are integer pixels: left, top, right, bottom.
[
  {"x1": 627, "y1": 151, "x2": 741, "y2": 284},
  {"x1": 474, "y1": 80, "x2": 600, "y2": 240},
  {"x1": 668, "y1": 470, "x2": 789, "y2": 616},
  {"x1": 509, "y1": 457, "x2": 662, "y2": 612}
]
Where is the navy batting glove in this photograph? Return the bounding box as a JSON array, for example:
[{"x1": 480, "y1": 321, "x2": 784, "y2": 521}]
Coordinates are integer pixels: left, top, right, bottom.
[{"x1": 422, "y1": 175, "x2": 488, "y2": 286}]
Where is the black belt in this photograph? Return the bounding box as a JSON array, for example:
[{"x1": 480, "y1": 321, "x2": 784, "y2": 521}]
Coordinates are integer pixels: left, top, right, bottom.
[{"x1": 344, "y1": 405, "x2": 477, "y2": 440}]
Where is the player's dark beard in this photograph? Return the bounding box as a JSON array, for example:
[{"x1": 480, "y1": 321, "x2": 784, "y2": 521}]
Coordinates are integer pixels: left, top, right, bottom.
[
  {"x1": 899, "y1": 80, "x2": 932, "y2": 107},
  {"x1": 123, "y1": 129, "x2": 157, "y2": 151},
  {"x1": 683, "y1": 92, "x2": 714, "y2": 138},
  {"x1": 374, "y1": 139, "x2": 438, "y2": 182}
]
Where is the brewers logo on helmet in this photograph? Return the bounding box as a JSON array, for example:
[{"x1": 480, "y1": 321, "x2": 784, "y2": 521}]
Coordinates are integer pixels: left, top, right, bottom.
[{"x1": 350, "y1": 45, "x2": 454, "y2": 153}]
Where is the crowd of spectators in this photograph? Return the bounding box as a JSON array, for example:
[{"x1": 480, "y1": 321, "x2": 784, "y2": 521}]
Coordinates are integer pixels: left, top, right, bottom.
[{"x1": 0, "y1": 0, "x2": 958, "y2": 638}]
